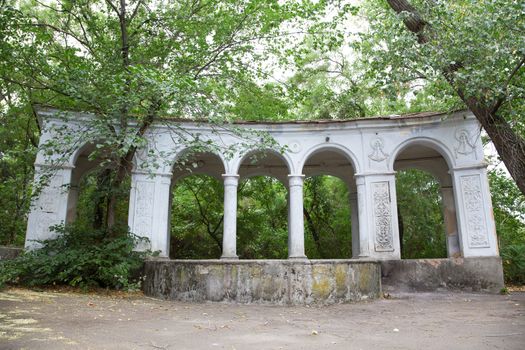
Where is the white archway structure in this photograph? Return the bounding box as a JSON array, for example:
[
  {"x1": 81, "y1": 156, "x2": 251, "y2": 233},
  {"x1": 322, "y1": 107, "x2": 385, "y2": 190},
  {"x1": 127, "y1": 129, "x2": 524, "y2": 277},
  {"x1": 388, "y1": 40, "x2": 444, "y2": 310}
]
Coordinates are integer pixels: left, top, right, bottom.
[{"x1": 26, "y1": 108, "x2": 499, "y2": 261}]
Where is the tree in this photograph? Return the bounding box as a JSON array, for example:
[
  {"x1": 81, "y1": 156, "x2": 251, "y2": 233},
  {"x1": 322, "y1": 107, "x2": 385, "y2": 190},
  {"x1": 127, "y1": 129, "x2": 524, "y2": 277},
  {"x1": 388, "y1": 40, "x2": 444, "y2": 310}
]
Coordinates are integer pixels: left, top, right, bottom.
[
  {"x1": 364, "y1": 0, "x2": 525, "y2": 194},
  {"x1": 0, "y1": 0, "x2": 329, "y2": 232}
]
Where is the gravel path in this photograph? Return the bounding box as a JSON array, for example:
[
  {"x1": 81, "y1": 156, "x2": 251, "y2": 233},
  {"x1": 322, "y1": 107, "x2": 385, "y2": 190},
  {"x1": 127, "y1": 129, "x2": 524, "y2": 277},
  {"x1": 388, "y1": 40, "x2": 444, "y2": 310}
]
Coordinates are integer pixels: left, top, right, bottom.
[{"x1": 1, "y1": 287, "x2": 524, "y2": 350}]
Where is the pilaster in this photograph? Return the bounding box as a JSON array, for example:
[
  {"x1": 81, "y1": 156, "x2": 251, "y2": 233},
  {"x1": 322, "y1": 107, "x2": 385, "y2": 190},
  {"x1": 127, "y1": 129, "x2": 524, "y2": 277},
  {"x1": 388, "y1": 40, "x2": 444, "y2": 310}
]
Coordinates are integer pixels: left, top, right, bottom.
[
  {"x1": 25, "y1": 165, "x2": 73, "y2": 249},
  {"x1": 355, "y1": 172, "x2": 401, "y2": 260},
  {"x1": 128, "y1": 171, "x2": 172, "y2": 257},
  {"x1": 450, "y1": 165, "x2": 499, "y2": 257}
]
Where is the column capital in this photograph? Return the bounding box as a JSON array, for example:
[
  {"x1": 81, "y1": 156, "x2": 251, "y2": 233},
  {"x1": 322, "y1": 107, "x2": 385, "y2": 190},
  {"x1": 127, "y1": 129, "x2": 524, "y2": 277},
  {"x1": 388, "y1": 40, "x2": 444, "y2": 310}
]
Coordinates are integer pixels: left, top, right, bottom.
[
  {"x1": 288, "y1": 174, "x2": 305, "y2": 187},
  {"x1": 222, "y1": 174, "x2": 239, "y2": 186},
  {"x1": 449, "y1": 163, "x2": 488, "y2": 174},
  {"x1": 34, "y1": 162, "x2": 75, "y2": 170},
  {"x1": 354, "y1": 171, "x2": 397, "y2": 178},
  {"x1": 131, "y1": 170, "x2": 173, "y2": 178}
]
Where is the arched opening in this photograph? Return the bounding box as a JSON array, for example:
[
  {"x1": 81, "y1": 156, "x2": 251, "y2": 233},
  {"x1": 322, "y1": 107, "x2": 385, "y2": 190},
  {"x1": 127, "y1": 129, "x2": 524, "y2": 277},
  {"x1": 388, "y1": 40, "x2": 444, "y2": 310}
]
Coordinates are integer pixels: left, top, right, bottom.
[
  {"x1": 394, "y1": 143, "x2": 459, "y2": 258},
  {"x1": 303, "y1": 175, "x2": 352, "y2": 258},
  {"x1": 237, "y1": 176, "x2": 288, "y2": 259},
  {"x1": 301, "y1": 148, "x2": 357, "y2": 259},
  {"x1": 68, "y1": 142, "x2": 131, "y2": 230},
  {"x1": 395, "y1": 169, "x2": 446, "y2": 258},
  {"x1": 170, "y1": 150, "x2": 225, "y2": 259},
  {"x1": 237, "y1": 150, "x2": 289, "y2": 259},
  {"x1": 170, "y1": 174, "x2": 224, "y2": 259}
]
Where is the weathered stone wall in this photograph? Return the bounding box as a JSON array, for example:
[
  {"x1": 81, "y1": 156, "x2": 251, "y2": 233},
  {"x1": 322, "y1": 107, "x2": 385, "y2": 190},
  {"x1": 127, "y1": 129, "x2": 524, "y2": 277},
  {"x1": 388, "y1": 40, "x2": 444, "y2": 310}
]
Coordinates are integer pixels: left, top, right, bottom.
[
  {"x1": 0, "y1": 246, "x2": 23, "y2": 261},
  {"x1": 143, "y1": 259, "x2": 381, "y2": 305},
  {"x1": 380, "y1": 257, "x2": 504, "y2": 293}
]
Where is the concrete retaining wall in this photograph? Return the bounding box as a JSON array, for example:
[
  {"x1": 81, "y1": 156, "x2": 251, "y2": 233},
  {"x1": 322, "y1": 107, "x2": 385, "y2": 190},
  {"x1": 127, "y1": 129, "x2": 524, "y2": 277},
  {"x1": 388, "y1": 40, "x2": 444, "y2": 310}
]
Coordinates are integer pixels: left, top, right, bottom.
[
  {"x1": 380, "y1": 257, "x2": 504, "y2": 293},
  {"x1": 143, "y1": 259, "x2": 381, "y2": 305},
  {"x1": 0, "y1": 246, "x2": 23, "y2": 261}
]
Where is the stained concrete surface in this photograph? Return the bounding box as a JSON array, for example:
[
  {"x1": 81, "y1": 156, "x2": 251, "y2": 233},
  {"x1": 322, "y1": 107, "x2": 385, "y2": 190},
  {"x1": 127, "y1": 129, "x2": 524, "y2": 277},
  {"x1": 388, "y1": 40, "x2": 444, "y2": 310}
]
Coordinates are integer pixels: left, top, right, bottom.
[
  {"x1": 381, "y1": 257, "x2": 505, "y2": 293},
  {"x1": 144, "y1": 260, "x2": 381, "y2": 304},
  {"x1": 1, "y1": 287, "x2": 524, "y2": 350},
  {"x1": 0, "y1": 247, "x2": 22, "y2": 262}
]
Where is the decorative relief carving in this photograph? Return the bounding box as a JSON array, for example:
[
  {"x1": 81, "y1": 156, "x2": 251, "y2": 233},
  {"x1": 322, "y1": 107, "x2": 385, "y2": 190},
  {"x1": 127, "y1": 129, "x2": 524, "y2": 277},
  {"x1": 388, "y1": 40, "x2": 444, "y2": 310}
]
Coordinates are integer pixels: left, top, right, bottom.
[
  {"x1": 288, "y1": 140, "x2": 302, "y2": 154},
  {"x1": 460, "y1": 175, "x2": 489, "y2": 248},
  {"x1": 454, "y1": 129, "x2": 477, "y2": 158},
  {"x1": 133, "y1": 181, "x2": 155, "y2": 236},
  {"x1": 368, "y1": 138, "x2": 389, "y2": 163},
  {"x1": 372, "y1": 182, "x2": 394, "y2": 252}
]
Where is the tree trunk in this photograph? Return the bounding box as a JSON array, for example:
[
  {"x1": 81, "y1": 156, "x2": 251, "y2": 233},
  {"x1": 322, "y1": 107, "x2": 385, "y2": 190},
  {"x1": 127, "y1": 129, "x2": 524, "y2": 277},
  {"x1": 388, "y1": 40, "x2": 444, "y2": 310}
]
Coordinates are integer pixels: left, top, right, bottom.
[
  {"x1": 94, "y1": 169, "x2": 111, "y2": 229},
  {"x1": 385, "y1": 0, "x2": 525, "y2": 195},
  {"x1": 466, "y1": 102, "x2": 525, "y2": 195},
  {"x1": 303, "y1": 207, "x2": 324, "y2": 258},
  {"x1": 385, "y1": 0, "x2": 428, "y2": 43}
]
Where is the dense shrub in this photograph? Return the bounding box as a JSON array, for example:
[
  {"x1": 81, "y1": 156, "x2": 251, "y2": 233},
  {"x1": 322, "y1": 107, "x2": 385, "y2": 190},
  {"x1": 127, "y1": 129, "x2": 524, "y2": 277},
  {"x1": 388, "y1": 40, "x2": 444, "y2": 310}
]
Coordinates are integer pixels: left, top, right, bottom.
[
  {"x1": 0, "y1": 224, "x2": 149, "y2": 290},
  {"x1": 501, "y1": 244, "x2": 525, "y2": 285}
]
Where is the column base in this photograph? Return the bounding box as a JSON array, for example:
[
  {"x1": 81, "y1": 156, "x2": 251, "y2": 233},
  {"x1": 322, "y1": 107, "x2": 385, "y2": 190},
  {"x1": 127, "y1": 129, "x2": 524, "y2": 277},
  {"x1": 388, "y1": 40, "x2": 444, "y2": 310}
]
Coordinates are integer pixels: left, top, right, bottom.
[
  {"x1": 288, "y1": 255, "x2": 308, "y2": 260},
  {"x1": 220, "y1": 255, "x2": 239, "y2": 260}
]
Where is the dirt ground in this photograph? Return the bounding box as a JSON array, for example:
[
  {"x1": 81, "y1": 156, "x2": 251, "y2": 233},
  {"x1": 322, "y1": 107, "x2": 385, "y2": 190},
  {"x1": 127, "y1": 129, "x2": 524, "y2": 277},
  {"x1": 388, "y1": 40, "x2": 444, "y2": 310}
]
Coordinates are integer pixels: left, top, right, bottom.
[{"x1": 0, "y1": 287, "x2": 524, "y2": 350}]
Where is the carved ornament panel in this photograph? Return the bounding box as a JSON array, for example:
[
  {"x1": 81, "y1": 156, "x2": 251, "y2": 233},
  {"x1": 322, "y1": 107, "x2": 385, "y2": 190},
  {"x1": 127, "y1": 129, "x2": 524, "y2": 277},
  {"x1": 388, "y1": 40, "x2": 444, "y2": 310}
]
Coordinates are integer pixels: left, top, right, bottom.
[
  {"x1": 373, "y1": 181, "x2": 394, "y2": 252},
  {"x1": 460, "y1": 175, "x2": 489, "y2": 248},
  {"x1": 133, "y1": 181, "x2": 155, "y2": 237}
]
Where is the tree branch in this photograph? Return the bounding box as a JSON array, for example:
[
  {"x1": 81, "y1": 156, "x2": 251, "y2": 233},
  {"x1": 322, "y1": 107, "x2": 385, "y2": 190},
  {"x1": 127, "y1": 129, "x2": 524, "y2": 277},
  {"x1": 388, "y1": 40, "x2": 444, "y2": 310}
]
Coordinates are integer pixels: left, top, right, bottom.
[
  {"x1": 492, "y1": 54, "x2": 525, "y2": 114},
  {"x1": 386, "y1": 0, "x2": 428, "y2": 43}
]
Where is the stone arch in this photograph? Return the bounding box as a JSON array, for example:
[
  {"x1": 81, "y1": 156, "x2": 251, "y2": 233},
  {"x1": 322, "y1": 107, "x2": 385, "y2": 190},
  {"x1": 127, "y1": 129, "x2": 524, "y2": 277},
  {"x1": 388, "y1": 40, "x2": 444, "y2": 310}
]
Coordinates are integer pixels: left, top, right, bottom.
[
  {"x1": 171, "y1": 147, "x2": 227, "y2": 180},
  {"x1": 239, "y1": 172, "x2": 288, "y2": 187},
  {"x1": 389, "y1": 137, "x2": 455, "y2": 172},
  {"x1": 234, "y1": 148, "x2": 293, "y2": 176},
  {"x1": 231, "y1": 148, "x2": 294, "y2": 180},
  {"x1": 299, "y1": 143, "x2": 360, "y2": 175},
  {"x1": 67, "y1": 141, "x2": 112, "y2": 224}
]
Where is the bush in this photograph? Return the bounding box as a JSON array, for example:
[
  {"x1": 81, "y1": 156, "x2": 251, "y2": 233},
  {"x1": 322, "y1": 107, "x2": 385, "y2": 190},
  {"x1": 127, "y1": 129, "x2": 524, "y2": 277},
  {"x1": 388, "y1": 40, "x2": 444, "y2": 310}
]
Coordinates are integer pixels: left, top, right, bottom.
[
  {"x1": 501, "y1": 244, "x2": 525, "y2": 285},
  {"x1": 0, "y1": 223, "x2": 150, "y2": 290}
]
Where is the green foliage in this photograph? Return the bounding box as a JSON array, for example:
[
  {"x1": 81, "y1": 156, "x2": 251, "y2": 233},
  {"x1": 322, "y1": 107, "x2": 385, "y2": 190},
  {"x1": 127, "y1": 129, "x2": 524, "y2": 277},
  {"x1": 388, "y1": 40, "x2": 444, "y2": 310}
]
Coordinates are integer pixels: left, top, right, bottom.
[
  {"x1": 228, "y1": 82, "x2": 292, "y2": 121},
  {"x1": 0, "y1": 223, "x2": 148, "y2": 290},
  {"x1": 0, "y1": 0, "x2": 524, "y2": 287},
  {"x1": 501, "y1": 244, "x2": 525, "y2": 285},
  {"x1": 360, "y1": 0, "x2": 525, "y2": 120},
  {"x1": 237, "y1": 177, "x2": 288, "y2": 259},
  {"x1": 74, "y1": 171, "x2": 131, "y2": 230},
  {"x1": 304, "y1": 176, "x2": 352, "y2": 259},
  {"x1": 489, "y1": 169, "x2": 525, "y2": 284},
  {"x1": 169, "y1": 175, "x2": 354, "y2": 260},
  {"x1": 0, "y1": 104, "x2": 37, "y2": 246},
  {"x1": 396, "y1": 169, "x2": 446, "y2": 259},
  {"x1": 170, "y1": 175, "x2": 224, "y2": 259}
]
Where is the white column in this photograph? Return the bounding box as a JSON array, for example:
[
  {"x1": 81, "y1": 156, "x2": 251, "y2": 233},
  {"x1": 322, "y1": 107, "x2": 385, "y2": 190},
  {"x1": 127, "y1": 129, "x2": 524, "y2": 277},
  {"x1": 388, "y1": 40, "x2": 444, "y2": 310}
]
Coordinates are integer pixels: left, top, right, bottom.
[
  {"x1": 221, "y1": 174, "x2": 239, "y2": 259},
  {"x1": 288, "y1": 175, "x2": 307, "y2": 259},
  {"x1": 441, "y1": 186, "x2": 461, "y2": 257},
  {"x1": 128, "y1": 171, "x2": 172, "y2": 257},
  {"x1": 350, "y1": 191, "x2": 361, "y2": 258},
  {"x1": 451, "y1": 166, "x2": 499, "y2": 257},
  {"x1": 25, "y1": 165, "x2": 74, "y2": 249}
]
